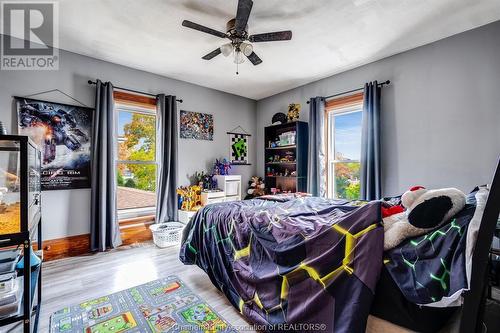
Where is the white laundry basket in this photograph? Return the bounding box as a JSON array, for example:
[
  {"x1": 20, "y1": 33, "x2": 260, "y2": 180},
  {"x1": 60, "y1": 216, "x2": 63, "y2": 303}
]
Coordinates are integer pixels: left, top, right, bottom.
[{"x1": 150, "y1": 222, "x2": 185, "y2": 248}]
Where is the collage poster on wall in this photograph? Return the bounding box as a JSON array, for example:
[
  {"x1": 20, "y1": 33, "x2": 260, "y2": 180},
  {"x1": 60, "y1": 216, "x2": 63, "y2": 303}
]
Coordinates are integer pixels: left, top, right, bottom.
[
  {"x1": 16, "y1": 97, "x2": 93, "y2": 191},
  {"x1": 179, "y1": 110, "x2": 214, "y2": 141}
]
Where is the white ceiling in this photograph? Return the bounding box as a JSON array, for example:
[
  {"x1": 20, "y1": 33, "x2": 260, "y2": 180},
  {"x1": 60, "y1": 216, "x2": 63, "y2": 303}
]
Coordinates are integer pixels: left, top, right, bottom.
[{"x1": 53, "y1": 0, "x2": 500, "y2": 100}]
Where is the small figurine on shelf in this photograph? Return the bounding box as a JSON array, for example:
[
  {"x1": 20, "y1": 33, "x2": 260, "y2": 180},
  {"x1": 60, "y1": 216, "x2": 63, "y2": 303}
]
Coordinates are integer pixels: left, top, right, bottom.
[
  {"x1": 202, "y1": 174, "x2": 218, "y2": 191},
  {"x1": 213, "y1": 158, "x2": 231, "y2": 175},
  {"x1": 285, "y1": 151, "x2": 295, "y2": 162},
  {"x1": 287, "y1": 103, "x2": 300, "y2": 122}
]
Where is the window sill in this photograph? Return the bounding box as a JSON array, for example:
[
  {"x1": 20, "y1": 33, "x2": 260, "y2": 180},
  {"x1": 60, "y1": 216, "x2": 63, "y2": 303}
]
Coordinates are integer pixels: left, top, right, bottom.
[{"x1": 119, "y1": 214, "x2": 155, "y2": 227}]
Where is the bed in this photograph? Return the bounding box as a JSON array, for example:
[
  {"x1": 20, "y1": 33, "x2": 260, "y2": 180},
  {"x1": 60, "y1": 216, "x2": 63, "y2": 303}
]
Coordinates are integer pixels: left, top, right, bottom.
[{"x1": 179, "y1": 160, "x2": 500, "y2": 333}]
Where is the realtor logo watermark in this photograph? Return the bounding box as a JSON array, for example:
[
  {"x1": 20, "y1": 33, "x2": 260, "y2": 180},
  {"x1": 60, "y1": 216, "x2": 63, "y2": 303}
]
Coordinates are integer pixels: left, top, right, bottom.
[{"x1": 1, "y1": 1, "x2": 59, "y2": 70}]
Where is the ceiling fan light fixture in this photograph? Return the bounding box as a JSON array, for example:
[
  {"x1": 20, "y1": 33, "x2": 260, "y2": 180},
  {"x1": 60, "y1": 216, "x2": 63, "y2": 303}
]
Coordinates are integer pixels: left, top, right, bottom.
[
  {"x1": 234, "y1": 50, "x2": 245, "y2": 64},
  {"x1": 241, "y1": 43, "x2": 253, "y2": 56},
  {"x1": 181, "y1": 0, "x2": 292, "y2": 68},
  {"x1": 220, "y1": 43, "x2": 233, "y2": 57}
]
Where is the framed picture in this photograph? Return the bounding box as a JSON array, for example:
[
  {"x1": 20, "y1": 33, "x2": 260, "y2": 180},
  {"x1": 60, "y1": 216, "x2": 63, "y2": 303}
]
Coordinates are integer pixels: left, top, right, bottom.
[
  {"x1": 16, "y1": 97, "x2": 93, "y2": 191},
  {"x1": 179, "y1": 110, "x2": 214, "y2": 141}
]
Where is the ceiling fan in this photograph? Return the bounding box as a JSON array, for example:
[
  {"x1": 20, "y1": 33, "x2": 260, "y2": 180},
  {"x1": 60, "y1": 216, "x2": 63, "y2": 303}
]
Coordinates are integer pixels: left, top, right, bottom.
[{"x1": 181, "y1": 0, "x2": 292, "y2": 73}]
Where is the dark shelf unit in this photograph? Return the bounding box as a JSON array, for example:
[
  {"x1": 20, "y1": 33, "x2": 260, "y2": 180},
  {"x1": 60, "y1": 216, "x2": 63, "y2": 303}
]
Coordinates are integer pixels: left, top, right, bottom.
[
  {"x1": 0, "y1": 135, "x2": 42, "y2": 333},
  {"x1": 264, "y1": 121, "x2": 308, "y2": 193}
]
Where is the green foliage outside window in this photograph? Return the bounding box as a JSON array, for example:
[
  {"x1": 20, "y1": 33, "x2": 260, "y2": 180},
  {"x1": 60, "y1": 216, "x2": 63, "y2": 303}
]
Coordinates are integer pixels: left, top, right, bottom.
[
  {"x1": 334, "y1": 162, "x2": 360, "y2": 200},
  {"x1": 118, "y1": 113, "x2": 156, "y2": 192}
]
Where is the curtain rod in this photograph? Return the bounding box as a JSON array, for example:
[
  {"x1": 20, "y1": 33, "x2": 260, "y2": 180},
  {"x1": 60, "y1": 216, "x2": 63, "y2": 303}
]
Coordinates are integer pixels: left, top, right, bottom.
[
  {"x1": 306, "y1": 80, "x2": 390, "y2": 104},
  {"x1": 87, "y1": 80, "x2": 183, "y2": 103}
]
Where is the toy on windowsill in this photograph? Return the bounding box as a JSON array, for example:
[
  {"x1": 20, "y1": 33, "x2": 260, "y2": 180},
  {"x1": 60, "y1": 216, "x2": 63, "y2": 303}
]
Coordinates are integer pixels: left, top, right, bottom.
[
  {"x1": 245, "y1": 176, "x2": 266, "y2": 199},
  {"x1": 213, "y1": 158, "x2": 231, "y2": 176},
  {"x1": 176, "y1": 185, "x2": 202, "y2": 211}
]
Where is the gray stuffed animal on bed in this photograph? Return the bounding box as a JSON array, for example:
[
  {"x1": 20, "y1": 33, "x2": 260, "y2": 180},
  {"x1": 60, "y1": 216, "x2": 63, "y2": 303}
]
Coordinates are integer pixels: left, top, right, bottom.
[{"x1": 383, "y1": 186, "x2": 466, "y2": 251}]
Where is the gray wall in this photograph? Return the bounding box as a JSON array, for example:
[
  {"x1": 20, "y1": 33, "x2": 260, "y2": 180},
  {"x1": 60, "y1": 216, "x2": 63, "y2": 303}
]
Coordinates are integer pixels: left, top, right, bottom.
[
  {"x1": 0, "y1": 47, "x2": 256, "y2": 240},
  {"x1": 256, "y1": 21, "x2": 500, "y2": 196}
]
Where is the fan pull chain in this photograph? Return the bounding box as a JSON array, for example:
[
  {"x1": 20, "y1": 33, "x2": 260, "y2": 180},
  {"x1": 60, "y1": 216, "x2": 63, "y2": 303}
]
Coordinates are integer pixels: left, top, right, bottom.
[{"x1": 236, "y1": 61, "x2": 239, "y2": 75}]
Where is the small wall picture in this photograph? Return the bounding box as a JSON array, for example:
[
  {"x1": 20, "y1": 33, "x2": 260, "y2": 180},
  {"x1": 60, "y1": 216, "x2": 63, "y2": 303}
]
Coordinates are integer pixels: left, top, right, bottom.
[
  {"x1": 180, "y1": 110, "x2": 214, "y2": 141},
  {"x1": 287, "y1": 103, "x2": 300, "y2": 122},
  {"x1": 229, "y1": 133, "x2": 249, "y2": 165}
]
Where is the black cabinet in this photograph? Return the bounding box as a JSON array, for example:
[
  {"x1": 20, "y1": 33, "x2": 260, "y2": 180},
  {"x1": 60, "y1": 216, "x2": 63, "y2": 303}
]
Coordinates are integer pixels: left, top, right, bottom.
[
  {"x1": 0, "y1": 135, "x2": 42, "y2": 333},
  {"x1": 264, "y1": 121, "x2": 308, "y2": 193}
]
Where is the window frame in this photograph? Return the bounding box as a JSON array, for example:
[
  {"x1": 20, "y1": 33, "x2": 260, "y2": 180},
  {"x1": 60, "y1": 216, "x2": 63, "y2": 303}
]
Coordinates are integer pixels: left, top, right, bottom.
[
  {"x1": 325, "y1": 92, "x2": 364, "y2": 199},
  {"x1": 114, "y1": 91, "x2": 158, "y2": 221}
]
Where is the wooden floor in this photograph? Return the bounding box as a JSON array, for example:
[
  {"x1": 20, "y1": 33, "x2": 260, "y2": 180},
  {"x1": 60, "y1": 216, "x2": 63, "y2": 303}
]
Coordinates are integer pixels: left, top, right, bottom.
[
  {"x1": 36, "y1": 242, "x2": 254, "y2": 333},
  {"x1": 4, "y1": 242, "x2": 456, "y2": 332}
]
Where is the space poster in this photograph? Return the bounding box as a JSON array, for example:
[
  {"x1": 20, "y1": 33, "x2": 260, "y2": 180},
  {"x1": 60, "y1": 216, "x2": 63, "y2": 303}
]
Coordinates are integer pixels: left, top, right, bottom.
[{"x1": 16, "y1": 97, "x2": 93, "y2": 191}]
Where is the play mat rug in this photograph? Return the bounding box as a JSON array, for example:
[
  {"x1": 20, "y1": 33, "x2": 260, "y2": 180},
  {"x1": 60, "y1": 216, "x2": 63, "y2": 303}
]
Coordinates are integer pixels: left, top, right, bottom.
[{"x1": 50, "y1": 275, "x2": 238, "y2": 333}]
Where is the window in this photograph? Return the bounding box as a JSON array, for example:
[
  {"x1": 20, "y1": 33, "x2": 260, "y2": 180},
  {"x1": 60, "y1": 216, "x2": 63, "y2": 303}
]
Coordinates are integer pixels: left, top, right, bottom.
[
  {"x1": 114, "y1": 91, "x2": 157, "y2": 219},
  {"x1": 326, "y1": 93, "x2": 363, "y2": 200}
]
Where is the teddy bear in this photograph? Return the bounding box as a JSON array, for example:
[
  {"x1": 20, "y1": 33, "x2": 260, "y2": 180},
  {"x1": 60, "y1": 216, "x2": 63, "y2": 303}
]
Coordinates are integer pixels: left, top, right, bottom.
[
  {"x1": 245, "y1": 176, "x2": 266, "y2": 199},
  {"x1": 383, "y1": 186, "x2": 466, "y2": 250}
]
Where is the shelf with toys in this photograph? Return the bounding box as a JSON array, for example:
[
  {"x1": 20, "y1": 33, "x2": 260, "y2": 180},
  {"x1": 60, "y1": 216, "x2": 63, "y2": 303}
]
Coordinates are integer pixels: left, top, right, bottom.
[{"x1": 264, "y1": 121, "x2": 308, "y2": 193}]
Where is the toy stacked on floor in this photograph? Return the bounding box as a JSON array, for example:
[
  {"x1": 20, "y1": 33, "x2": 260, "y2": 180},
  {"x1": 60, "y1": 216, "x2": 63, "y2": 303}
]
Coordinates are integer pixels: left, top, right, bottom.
[{"x1": 0, "y1": 135, "x2": 43, "y2": 333}]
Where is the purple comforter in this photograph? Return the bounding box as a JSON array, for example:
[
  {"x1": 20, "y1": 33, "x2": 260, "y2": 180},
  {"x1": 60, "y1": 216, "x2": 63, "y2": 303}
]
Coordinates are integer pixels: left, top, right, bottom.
[{"x1": 180, "y1": 196, "x2": 384, "y2": 332}]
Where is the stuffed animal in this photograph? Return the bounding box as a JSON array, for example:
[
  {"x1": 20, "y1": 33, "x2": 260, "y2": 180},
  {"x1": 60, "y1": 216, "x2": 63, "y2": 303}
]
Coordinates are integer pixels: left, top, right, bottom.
[
  {"x1": 383, "y1": 186, "x2": 466, "y2": 250},
  {"x1": 245, "y1": 176, "x2": 266, "y2": 199}
]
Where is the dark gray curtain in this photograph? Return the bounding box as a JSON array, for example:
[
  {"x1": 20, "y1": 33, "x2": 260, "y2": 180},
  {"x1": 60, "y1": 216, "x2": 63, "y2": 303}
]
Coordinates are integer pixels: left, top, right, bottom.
[
  {"x1": 360, "y1": 81, "x2": 381, "y2": 200},
  {"x1": 307, "y1": 97, "x2": 326, "y2": 197},
  {"x1": 90, "y1": 80, "x2": 122, "y2": 251},
  {"x1": 155, "y1": 94, "x2": 178, "y2": 223}
]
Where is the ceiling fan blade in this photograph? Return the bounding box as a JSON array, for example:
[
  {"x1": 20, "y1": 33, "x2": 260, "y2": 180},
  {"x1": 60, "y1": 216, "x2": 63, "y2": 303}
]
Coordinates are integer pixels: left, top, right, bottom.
[
  {"x1": 246, "y1": 51, "x2": 262, "y2": 65},
  {"x1": 202, "y1": 48, "x2": 222, "y2": 60},
  {"x1": 249, "y1": 31, "x2": 292, "y2": 43},
  {"x1": 182, "y1": 20, "x2": 227, "y2": 38},
  {"x1": 235, "y1": 0, "x2": 253, "y2": 33}
]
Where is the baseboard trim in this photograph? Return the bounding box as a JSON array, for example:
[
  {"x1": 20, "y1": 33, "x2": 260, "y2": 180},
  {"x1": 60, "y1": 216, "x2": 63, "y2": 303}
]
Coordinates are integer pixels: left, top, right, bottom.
[
  {"x1": 37, "y1": 233, "x2": 90, "y2": 261},
  {"x1": 39, "y1": 221, "x2": 154, "y2": 261}
]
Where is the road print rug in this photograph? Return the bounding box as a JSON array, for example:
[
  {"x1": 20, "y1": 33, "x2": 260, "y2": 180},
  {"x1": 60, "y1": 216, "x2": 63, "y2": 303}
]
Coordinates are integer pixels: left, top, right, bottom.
[{"x1": 50, "y1": 275, "x2": 237, "y2": 332}]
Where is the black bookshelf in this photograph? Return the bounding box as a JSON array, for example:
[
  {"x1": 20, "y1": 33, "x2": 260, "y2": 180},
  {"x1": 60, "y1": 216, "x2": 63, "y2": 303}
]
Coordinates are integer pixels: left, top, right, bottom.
[
  {"x1": 264, "y1": 121, "x2": 308, "y2": 193},
  {"x1": 0, "y1": 135, "x2": 42, "y2": 333}
]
